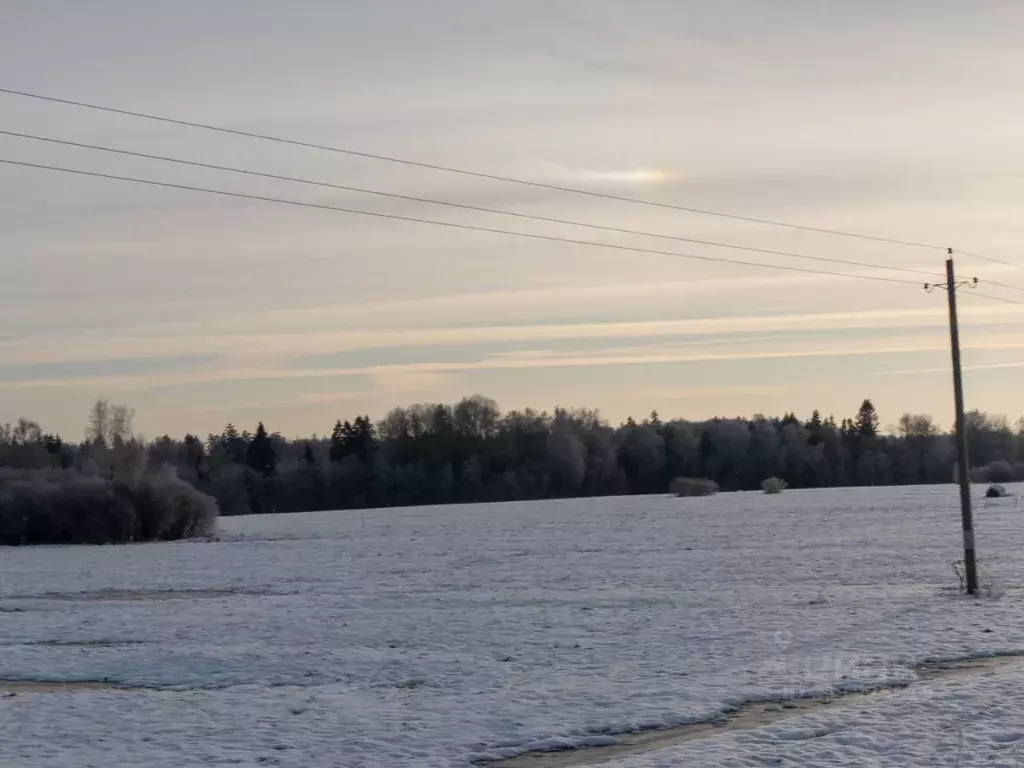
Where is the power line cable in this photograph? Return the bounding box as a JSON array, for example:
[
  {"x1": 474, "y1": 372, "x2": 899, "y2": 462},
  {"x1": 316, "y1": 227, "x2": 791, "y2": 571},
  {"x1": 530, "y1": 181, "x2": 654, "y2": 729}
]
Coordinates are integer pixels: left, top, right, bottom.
[
  {"x1": 0, "y1": 87, "x2": 953, "y2": 251},
  {"x1": 945, "y1": 248, "x2": 1024, "y2": 293},
  {"x1": 979, "y1": 279, "x2": 1024, "y2": 295},
  {"x1": 0, "y1": 157, "x2": 927, "y2": 287},
  {"x1": 963, "y1": 291, "x2": 1024, "y2": 307},
  {"x1": 955, "y1": 249, "x2": 1024, "y2": 273},
  {"x1": 0, "y1": 128, "x2": 945, "y2": 281}
]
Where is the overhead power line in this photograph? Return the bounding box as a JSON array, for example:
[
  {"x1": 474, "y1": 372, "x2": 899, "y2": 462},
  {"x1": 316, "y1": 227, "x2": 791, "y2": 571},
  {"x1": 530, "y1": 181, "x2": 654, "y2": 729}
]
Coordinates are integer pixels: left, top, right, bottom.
[
  {"x1": 979, "y1": 279, "x2": 1024, "y2": 295},
  {"x1": 0, "y1": 157, "x2": 927, "y2": 286},
  {"x1": 964, "y1": 291, "x2": 1024, "y2": 307},
  {"x1": 0, "y1": 128, "x2": 944, "y2": 281},
  {"x1": 0, "y1": 86, "x2": 952, "y2": 251},
  {"x1": 955, "y1": 249, "x2": 1024, "y2": 273}
]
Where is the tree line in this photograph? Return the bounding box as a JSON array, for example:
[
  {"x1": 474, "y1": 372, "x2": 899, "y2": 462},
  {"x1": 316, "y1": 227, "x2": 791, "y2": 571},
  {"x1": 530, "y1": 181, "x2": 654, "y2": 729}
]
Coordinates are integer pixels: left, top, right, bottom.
[{"x1": 1, "y1": 396, "x2": 1022, "y2": 516}]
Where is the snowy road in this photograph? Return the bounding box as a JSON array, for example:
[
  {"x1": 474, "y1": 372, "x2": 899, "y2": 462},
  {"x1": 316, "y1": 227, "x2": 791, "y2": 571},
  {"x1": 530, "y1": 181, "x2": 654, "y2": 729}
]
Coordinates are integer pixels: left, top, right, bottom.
[{"x1": 2, "y1": 486, "x2": 1024, "y2": 766}]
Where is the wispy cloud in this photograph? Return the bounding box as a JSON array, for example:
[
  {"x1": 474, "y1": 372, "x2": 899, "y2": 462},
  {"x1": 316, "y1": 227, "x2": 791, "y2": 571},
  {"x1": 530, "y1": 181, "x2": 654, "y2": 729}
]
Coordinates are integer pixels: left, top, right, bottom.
[
  {"x1": 871, "y1": 360, "x2": 1024, "y2": 377},
  {"x1": 6, "y1": 333, "x2": 1024, "y2": 395},
  {"x1": 578, "y1": 168, "x2": 671, "y2": 184},
  {"x1": 0, "y1": 305, "x2": 972, "y2": 368},
  {"x1": 3, "y1": 304, "x2": 1023, "y2": 394}
]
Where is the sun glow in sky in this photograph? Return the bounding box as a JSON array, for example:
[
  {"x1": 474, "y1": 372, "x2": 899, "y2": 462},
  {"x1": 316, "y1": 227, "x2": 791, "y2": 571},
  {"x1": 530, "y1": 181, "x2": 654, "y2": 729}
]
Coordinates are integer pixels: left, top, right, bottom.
[
  {"x1": 581, "y1": 169, "x2": 670, "y2": 183},
  {"x1": 2, "y1": 1, "x2": 1024, "y2": 437}
]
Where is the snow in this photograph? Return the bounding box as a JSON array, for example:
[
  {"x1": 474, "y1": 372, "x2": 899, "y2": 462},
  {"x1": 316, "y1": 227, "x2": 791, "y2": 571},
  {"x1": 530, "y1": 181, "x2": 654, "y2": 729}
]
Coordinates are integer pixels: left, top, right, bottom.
[
  {"x1": 602, "y1": 670, "x2": 1024, "y2": 767},
  {"x1": 2, "y1": 486, "x2": 1024, "y2": 766}
]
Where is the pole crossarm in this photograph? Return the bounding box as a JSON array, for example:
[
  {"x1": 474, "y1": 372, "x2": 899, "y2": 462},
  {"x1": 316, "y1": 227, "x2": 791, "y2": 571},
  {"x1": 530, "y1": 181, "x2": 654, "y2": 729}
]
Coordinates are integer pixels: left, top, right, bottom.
[
  {"x1": 925, "y1": 251, "x2": 979, "y2": 293},
  {"x1": 924, "y1": 278, "x2": 977, "y2": 292}
]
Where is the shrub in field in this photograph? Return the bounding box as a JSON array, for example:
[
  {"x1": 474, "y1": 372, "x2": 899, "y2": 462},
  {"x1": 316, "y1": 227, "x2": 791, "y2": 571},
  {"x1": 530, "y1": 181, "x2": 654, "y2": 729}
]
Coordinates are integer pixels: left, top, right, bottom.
[
  {"x1": 0, "y1": 466, "x2": 218, "y2": 546},
  {"x1": 128, "y1": 466, "x2": 219, "y2": 542},
  {"x1": 985, "y1": 460, "x2": 1014, "y2": 485},
  {"x1": 969, "y1": 460, "x2": 1015, "y2": 484},
  {"x1": 670, "y1": 477, "x2": 719, "y2": 497},
  {"x1": 0, "y1": 473, "x2": 115, "y2": 546},
  {"x1": 761, "y1": 477, "x2": 787, "y2": 494}
]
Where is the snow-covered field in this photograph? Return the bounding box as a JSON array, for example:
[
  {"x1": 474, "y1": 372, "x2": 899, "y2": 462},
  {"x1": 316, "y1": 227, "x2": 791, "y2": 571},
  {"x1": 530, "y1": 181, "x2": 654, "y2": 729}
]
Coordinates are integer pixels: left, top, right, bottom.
[{"x1": 2, "y1": 485, "x2": 1024, "y2": 767}]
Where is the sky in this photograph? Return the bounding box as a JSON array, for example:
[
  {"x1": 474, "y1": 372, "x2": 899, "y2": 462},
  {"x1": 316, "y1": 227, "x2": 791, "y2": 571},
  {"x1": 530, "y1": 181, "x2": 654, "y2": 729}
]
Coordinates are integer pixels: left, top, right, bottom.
[{"x1": 3, "y1": 0, "x2": 1024, "y2": 439}]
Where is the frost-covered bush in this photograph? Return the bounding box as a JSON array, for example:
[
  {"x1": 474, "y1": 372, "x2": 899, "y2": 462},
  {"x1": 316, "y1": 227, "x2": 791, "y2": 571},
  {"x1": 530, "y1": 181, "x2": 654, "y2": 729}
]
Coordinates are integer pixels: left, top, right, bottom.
[
  {"x1": 670, "y1": 477, "x2": 719, "y2": 497},
  {"x1": 761, "y1": 477, "x2": 787, "y2": 495},
  {"x1": 985, "y1": 460, "x2": 1014, "y2": 485},
  {"x1": 0, "y1": 466, "x2": 218, "y2": 546},
  {"x1": 969, "y1": 460, "x2": 1015, "y2": 484},
  {"x1": 129, "y1": 466, "x2": 219, "y2": 541}
]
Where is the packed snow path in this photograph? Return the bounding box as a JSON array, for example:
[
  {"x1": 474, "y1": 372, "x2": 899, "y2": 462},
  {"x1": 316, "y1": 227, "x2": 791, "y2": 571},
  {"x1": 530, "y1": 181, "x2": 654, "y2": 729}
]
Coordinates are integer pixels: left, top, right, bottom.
[{"x1": 2, "y1": 486, "x2": 1024, "y2": 766}]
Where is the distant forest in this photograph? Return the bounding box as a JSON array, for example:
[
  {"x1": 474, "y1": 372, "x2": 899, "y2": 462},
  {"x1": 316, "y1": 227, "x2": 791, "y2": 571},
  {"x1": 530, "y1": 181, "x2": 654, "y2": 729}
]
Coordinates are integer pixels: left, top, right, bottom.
[{"x1": 1, "y1": 396, "x2": 1021, "y2": 516}]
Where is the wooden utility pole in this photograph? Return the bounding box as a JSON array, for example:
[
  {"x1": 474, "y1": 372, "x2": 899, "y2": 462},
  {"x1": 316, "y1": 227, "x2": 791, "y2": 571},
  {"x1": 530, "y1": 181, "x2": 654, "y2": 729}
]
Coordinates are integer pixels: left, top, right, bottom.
[{"x1": 927, "y1": 250, "x2": 978, "y2": 594}]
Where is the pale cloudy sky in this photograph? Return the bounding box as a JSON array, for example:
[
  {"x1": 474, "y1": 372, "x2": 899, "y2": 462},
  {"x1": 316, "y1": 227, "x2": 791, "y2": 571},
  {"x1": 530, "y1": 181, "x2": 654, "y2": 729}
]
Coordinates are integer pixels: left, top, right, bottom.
[{"x1": 2, "y1": 0, "x2": 1024, "y2": 438}]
